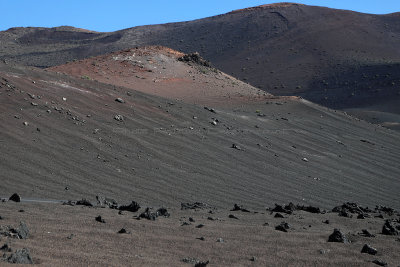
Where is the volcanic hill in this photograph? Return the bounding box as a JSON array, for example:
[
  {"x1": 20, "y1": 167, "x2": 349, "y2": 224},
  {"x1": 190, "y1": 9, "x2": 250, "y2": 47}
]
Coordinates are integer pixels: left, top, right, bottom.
[{"x1": 1, "y1": 3, "x2": 400, "y2": 128}]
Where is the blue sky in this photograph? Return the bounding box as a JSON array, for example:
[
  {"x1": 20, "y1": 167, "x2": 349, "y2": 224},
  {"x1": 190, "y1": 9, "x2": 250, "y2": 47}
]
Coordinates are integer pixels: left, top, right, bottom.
[{"x1": 1, "y1": 0, "x2": 399, "y2": 32}]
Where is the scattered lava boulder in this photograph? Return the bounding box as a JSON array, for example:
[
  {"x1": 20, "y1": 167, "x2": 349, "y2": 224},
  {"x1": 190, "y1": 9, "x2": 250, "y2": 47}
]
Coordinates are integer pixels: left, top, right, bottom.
[
  {"x1": 328, "y1": 229, "x2": 349, "y2": 243},
  {"x1": 332, "y1": 202, "x2": 372, "y2": 215},
  {"x1": 139, "y1": 207, "x2": 170, "y2": 220},
  {"x1": 76, "y1": 199, "x2": 94, "y2": 207},
  {"x1": 7, "y1": 248, "x2": 33, "y2": 264},
  {"x1": 382, "y1": 220, "x2": 399, "y2": 235},
  {"x1": 231, "y1": 204, "x2": 250, "y2": 212},
  {"x1": 95, "y1": 215, "x2": 106, "y2": 223},
  {"x1": 119, "y1": 201, "x2": 141, "y2": 212},
  {"x1": 275, "y1": 222, "x2": 290, "y2": 232},
  {"x1": 10, "y1": 222, "x2": 29, "y2": 239},
  {"x1": 361, "y1": 244, "x2": 377, "y2": 255},
  {"x1": 9, "y1": 193, "x2": 21, "y2": 202}
]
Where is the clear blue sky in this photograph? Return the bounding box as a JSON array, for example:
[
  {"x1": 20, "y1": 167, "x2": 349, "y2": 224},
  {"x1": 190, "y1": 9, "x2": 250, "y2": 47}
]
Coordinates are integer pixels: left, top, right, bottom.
[{"x1": 1, "y1": 0, "x2": 399, "y2": 32}]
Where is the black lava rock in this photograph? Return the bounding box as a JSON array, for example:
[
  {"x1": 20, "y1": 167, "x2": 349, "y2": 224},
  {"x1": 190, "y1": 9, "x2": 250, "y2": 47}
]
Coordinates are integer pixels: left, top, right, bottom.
[
  {"x1": 194, "y1": 260, "x2": 210, "y2": 267},
  {"x1": 231, "y1": 204, "x2": 250, "y2": 212},
  {"x1": 0, "y1": 243, "x2": 11, "y2": 252},
  {"x1": 361, "y1": 244, "x2": 377, "y2": 255},
  {"x1": 9, "y1": 193, "x2": 21, "y2": 202},
  {"x1": 382, "y1": 220, "x2": 399, "y2": 235},
  {"x1": 332, "y1": 202, "x2": 372, "y2": 215},
  {"x1": 359, "y1": 229, "x2": 375, "y2": 237},
  {"x1": 328, "y1": 229, "x2": 349, "y2": 243},
  {"x1": 296, "y1": 205, "x2": 321, "y2": 214},
  {"x1": 275, "y1": 222, "x2": 290, "y2": 232},
  {"x1": 157, "y1": 207, "x2": 170, "y2": 217},
  {"x1": 95, "y1": 215, "x2": 105, "y2": 223},
  {"x1": 139, "y1": 207, "x2": 169, "y2": 220},
  {"x1": 357, "y1": 213, "x2": 367, "y2": 219},
  {"x1": 375, "y1": 205, "x2": 396, "y2": 216},
  {"x1": 119, "y1": 201, "x2": 141, "y2": 212},
  {"x1": 7, "y1": 248, "x2": 33, "y2": 264},
  {"x1": 96, "y1": 195, "x2": 119, "y2": 209},
  {"x1": 118, "y1": 228, "x2": 129, "y2": 234},
  {"x1": 372, "y1": 259, "x2": 387, "y2": 266},
  {"x1": 76, "y1": 199, "x2": 94, "y2": 207},
  {"x1": 10, "y1": 222, "x2": 29, "y2": 239},
  {"x1": 271, "y1": 204, "x2": 289, "y2": 214},
  {"x1": 338, "y1": 210, "x2": 352, "y2": 218}
]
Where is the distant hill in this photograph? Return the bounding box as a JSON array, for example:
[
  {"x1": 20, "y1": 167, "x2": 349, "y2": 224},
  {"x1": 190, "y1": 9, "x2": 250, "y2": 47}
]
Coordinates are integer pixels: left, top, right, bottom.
[{"x1": 1, "y1": 3, "x2": 400, "y2": 128}]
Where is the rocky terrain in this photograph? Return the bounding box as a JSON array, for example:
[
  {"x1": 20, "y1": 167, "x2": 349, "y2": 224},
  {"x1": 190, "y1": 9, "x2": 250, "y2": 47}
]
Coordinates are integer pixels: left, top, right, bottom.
[
  {"x1": 0, "y1": 199, "x2": 399, "y2": 266},
  {"x1": 1, "y1": 45, "x2": 400, "y2": 265},
  {"x1": 0, "y1": 3, "x2": 400, "y2": 266}
]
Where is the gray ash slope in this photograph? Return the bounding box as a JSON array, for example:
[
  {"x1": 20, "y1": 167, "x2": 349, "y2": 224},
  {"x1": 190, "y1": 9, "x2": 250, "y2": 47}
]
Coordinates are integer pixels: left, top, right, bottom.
[
  {"x1": 0, "y1": 62, "x2": 399, "y2": 210},
  {"x1": 1, "y1": 3, "x2": 400, "y2": 119}
]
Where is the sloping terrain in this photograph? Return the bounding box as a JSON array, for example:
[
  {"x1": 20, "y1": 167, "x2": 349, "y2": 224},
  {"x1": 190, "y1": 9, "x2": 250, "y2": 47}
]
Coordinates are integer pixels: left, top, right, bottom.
[
  {"x1": 1, "y1": 3, "x2": 400, "y2": 128},
  {"x1": 1, "y1": 60, "x2": 399, "y2": 210},
  {"x1": 48, "y1": 46, "x2": 268, "y2": 105},
  {"x1": 1, "y1": 45, "x2": 400, "y2": 265},
  {"x1": 0, "y1": 58, "x2": 400, "y2": 266}
]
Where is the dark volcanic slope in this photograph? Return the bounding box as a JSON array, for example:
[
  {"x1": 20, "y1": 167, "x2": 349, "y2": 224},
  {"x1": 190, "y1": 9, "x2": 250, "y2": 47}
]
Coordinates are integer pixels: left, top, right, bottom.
[
  {"x1": 1, "y1": 62, "x2": 400, "y2": 210},
  {"x1": 1, "y1": 4, "x2": 400, "y2": 115}
]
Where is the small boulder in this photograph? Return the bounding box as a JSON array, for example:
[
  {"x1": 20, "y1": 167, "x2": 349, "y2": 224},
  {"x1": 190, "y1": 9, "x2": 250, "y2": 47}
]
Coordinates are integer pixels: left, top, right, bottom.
[
  {"x1": 95, "y1": 215, "x2": 105, "y2": 223},
  {"x1": 10, "y1": 222, "x2": 29, "y2": 239},
  {"x1": 118, "y1": 228, "x2": 129, "y2": 234},
  {"x1": 7, "y1": 248, "x2": 33, "y2": 264},
  {"x1": 275, "y1": 222, "x2": 290, "y2": 232},
  {"x1": 0, "y1": 243, "x2": 11, "y2": 252},
  {"x1": 328, "y1": 229, "x2": 349, "y2": 243},
  {"x1": 359, "y1": 229, "x2": 375, "y2": 237},
  {"x1": 115, "y1": 98, "x2": 125, "y2": 103},
  {"x1": 274, "y1": 213, "x2": 284, "y2": 218},
  {"x1": 157, "y1": 207, "x2": 170, "y2": 217},
  {"x1": 195, "y1": 261, "x2": 209, "y2": 267},
  {"x1": 119, "y1": 201, "x2": 141, "y2": 212},
  {"x1": 9, "y1": 193, "x2": 21, "y2": 202},
  {"x1": 372, "y1": 259, "x2": 387, "y2": 266},
  {"x1": 139, "y1": 207, "x2": 169, "y2": 221},
  {"x1": 231, "y1": 204, "x2": 250, "y2": 212},
  {"x1": 76, "y1": 199, "x2": 94, "y2": 207},
  {"x1": 96, "y1": 195, "x2": 118, "y2": 209},
  {"x1": 382, "y1": 220, "x2": 399, "y2": 235},
  {"x1": 114, "y1": 115, "x2": 124, "y2": 121},
  {"x1": 361, "y1": 244, "x2": 377, "y2": 255}
]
